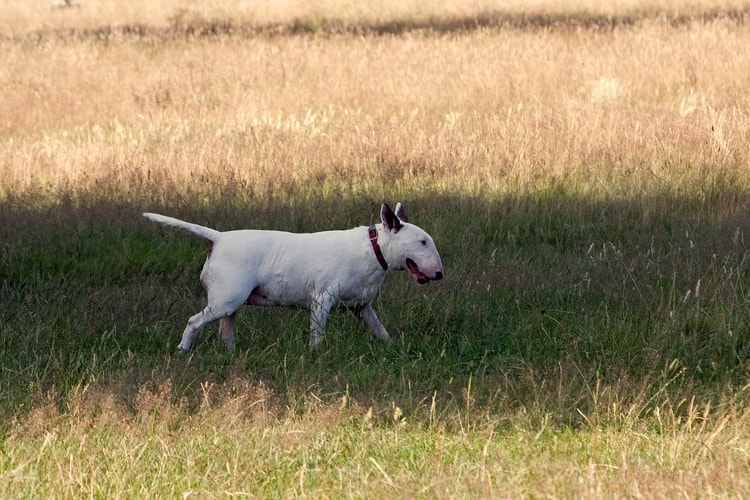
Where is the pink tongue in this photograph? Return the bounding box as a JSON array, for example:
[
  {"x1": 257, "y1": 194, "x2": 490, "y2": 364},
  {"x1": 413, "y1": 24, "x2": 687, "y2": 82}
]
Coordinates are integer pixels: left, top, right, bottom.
[{"x1": 407, "y1": 260, "x2": 429, "y2": 283}]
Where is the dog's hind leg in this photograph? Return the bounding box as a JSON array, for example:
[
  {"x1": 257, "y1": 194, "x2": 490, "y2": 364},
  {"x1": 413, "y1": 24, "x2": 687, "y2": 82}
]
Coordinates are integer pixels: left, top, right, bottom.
[
  {"x1": 178, "y1": 309, "x2": 211, "y2": 353},
  {"x1": 356, "y1": 303, "x2": 392, "y2": 343},
  {"x1": 178, "y1": 304, "x2": 237, "y2": 353},
  {"x1": 219, "y1": 312, "x2": 237, "y2": 351},
  {"x1": 184, "y1": 270, "x2": 253, "y2": 352}
]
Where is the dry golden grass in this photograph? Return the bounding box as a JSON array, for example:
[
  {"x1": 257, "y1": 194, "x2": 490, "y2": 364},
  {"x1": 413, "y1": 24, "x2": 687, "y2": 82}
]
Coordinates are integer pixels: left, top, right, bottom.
[
  {"x1": 3, "y1": 5, "x2": 750, "y2": 200},
  {"x1": 2, "y1": 0, "x2": 749, "y2": 34},
  {"x1": 4, "y1": 372, "x2": 750, "y2": 497}
]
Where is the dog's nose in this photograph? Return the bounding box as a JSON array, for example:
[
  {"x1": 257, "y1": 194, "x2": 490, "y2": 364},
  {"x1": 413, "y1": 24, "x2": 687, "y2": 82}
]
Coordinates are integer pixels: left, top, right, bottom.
[{"x1": 434, "y1": 271, "x2": 443, "y2": 280}]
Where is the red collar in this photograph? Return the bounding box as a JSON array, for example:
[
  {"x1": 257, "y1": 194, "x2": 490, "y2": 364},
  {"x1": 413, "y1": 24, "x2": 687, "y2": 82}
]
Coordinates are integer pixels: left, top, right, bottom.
[{"x1": 368, "y1": 226, "x2": 388, "y2": 270}]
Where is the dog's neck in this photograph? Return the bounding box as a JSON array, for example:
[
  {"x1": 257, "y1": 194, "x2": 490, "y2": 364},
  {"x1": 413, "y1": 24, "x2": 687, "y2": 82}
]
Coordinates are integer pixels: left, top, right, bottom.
[{"x1": 367, "y1": 225, "x2": 389, "y2": 271}]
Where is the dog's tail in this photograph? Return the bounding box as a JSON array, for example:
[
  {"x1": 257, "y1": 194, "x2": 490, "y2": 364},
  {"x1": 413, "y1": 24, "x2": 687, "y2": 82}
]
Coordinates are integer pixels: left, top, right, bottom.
[{"x1": 143, "y1": 213, "x2": 221, "y2": 242}]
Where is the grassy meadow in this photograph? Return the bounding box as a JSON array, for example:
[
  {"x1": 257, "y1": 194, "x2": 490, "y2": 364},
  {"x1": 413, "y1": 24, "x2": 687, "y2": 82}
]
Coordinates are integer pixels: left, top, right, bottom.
[{"x1": 2, "y1": 0, "x2": 750, "y2": 496}]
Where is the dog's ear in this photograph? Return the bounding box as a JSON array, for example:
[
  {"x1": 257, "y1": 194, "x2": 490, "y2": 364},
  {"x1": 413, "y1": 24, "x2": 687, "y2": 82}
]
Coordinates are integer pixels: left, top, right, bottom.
[
  {"x1": 394, "y1": 202, "x2": 409, "y2": 223},
  {"x1": 380, "y1": 203, "x2": 403, "y2": 233}
]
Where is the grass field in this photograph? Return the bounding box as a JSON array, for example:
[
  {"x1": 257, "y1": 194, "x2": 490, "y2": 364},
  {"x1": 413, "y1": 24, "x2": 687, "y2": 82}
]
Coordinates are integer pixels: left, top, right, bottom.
[{"x1": 2, "y1": 0, "x2": 750, "y2": 496}]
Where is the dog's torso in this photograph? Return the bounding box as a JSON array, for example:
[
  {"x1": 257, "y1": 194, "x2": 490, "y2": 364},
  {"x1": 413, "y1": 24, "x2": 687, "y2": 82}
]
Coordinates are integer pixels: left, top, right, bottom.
[{"x1": 205, "y1": 227, "x2": 387, "y2": 310}]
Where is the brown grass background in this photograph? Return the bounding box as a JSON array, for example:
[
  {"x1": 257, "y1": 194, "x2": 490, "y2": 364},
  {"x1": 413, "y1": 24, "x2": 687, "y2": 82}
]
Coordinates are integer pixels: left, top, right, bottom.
[{"x1": 3, "y1": 0, "x2": 750, "y2": 200}]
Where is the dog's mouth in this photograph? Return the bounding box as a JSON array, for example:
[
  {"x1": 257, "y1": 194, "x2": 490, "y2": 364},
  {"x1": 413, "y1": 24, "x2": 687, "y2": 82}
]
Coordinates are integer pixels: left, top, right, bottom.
[{"x1": 406, "y1": 258, "x2": 442, "y2": 284}]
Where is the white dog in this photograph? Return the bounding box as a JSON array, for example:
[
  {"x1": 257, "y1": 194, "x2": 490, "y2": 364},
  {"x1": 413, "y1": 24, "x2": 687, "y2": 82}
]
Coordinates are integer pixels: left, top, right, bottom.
[{"x1": 144, "y1": 203, "x2": 443, "y2": 352}]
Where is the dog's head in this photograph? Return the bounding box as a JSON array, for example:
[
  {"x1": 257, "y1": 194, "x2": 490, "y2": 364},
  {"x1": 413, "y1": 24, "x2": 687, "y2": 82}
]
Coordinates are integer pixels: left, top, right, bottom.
[{"x1": 380, "y1": 203, "x2": 443, "y2": 284}]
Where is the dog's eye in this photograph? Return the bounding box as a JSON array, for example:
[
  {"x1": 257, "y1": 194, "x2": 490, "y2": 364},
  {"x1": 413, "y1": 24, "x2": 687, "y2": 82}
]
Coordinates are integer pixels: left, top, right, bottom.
[{"x1": 421, "y1": 240, "x2": 427, "y2": 246}]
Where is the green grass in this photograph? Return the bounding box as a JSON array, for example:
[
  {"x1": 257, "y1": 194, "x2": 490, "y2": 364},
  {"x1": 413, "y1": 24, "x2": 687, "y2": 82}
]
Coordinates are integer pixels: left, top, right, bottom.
[
  {"x1": 3, "y1": 182, "x2": 750, "y2": 496},
  {"x1": 3, "y1": 182, "x2": 750, "y2": 417}
]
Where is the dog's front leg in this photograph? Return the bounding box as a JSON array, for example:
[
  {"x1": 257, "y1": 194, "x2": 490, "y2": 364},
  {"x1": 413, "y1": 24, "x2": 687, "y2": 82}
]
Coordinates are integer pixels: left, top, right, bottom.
[
  {"x1": 309, "y1": 292, "x2": 336, "y2": 349},
  {"x1": 356, "y1": 303, "x2": 392, "y2": 343}
]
